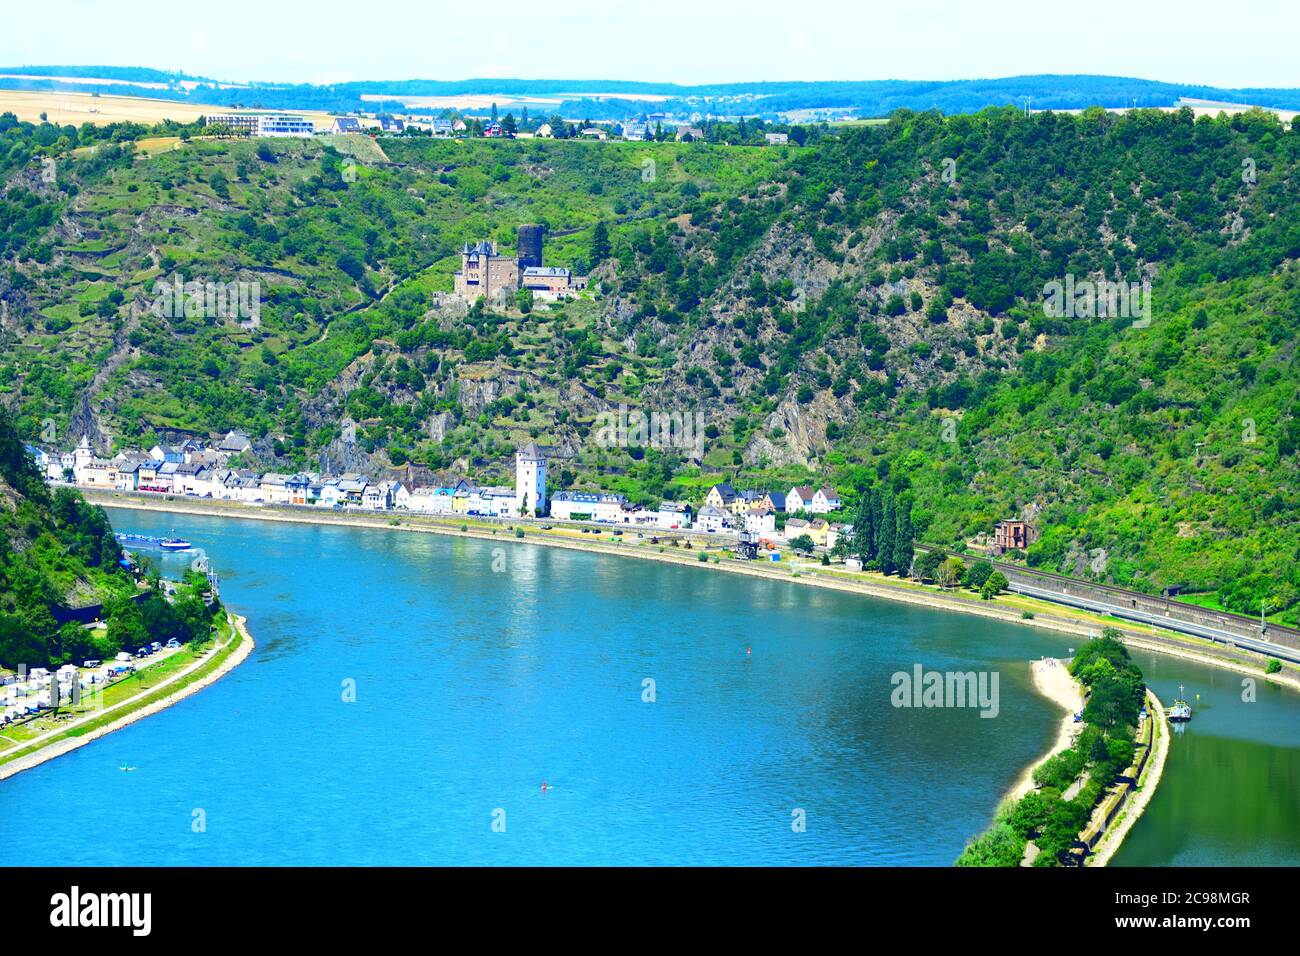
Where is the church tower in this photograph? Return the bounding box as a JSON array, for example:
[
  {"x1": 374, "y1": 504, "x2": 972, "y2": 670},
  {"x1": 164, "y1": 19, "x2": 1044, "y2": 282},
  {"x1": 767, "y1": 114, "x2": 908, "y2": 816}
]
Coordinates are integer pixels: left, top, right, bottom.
[{"x1": 515, "y1": 442, "x2": 547, "y2": 518}]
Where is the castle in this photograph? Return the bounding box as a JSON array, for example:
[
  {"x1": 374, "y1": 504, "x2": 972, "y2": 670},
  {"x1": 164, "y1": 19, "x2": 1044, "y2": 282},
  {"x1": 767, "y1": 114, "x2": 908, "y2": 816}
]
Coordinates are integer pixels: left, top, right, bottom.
[{"x1": 453, "y1": 225, "x2": 587, "y2": 303}]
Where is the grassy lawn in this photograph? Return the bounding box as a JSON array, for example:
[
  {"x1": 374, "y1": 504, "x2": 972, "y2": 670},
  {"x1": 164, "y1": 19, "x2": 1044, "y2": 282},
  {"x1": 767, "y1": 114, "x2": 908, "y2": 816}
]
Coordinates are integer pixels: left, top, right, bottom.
[{"x1": 0, "y1": 616, "x2": 240, "y2": 770}]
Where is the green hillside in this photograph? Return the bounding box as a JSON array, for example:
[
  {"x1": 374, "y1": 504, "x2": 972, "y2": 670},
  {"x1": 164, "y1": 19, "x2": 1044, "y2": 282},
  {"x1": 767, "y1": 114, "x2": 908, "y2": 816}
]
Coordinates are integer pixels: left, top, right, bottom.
[
  {"x1": 2, "y1": 107, "x2": 1298, "y2": 623},
  {"x1": 0, "y1": 404, "x2": 129, "y2": 667}
]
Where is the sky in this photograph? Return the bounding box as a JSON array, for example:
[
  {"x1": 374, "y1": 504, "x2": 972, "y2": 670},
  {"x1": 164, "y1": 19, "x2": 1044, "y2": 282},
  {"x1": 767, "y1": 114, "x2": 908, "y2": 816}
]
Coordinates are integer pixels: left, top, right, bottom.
[{"x1": 1, "y1": 0, "x2": 1297, "y2": 89}]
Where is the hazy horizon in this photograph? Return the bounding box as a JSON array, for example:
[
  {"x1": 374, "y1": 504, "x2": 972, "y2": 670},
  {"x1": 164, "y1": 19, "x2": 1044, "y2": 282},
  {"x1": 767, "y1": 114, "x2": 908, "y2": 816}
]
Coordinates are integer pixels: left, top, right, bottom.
[{"x1": 2, "y1": 0, "x2": 1296, "y2": 90}]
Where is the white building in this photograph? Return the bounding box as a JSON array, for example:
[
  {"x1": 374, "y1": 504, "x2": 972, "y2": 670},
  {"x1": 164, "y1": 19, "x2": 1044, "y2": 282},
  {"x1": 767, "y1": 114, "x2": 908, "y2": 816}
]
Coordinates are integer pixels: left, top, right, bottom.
[
  {"x1": 549, "y1": 491, "x2": 626, "y2": 523},
  {"x1": 258, "y1": 114, "x2": 316, "y2": 137},
  {"x1": 515, "y1": 442, "x2": 548, "y2": 518},
  {"x1": 693, "y1": 506, "x2": 733, "y2": 534},
  {"x1": 744, "y1": 506, "x2": 777, "y2": 535},
  {"x1": 654, "y1": 501, "x2": 692, "y2": 530},
  {"x1": 407, "y1": 487, "x2": 456, "y2": 514},
  {"x1": 811, "y1": 487, "x2": 842, "y2": 513}
]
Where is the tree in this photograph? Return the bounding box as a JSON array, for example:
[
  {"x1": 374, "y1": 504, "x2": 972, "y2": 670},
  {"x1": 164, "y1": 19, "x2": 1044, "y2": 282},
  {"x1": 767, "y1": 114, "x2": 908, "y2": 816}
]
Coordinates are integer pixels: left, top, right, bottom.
[
  {"x1": 878, "y1": 492, "x2": 896, "y2": 574},
  {"x1": 851, "y1": 491, "x2": 874, "y2": 563},
  {"x1": 867, "y1": 487, "x2": 883, "y2": 561},
  {"x1": 789, "y1": 534, "x2": 815, "y2": 554},
  {"x1": 589, "y1": 221, "x2": 611, "y2": 264},
  {"x1": 955, "y1": 822, "x2": 1024, "y2": 867},
  {"x1": 915, "y1": 549, "x2": 944, "y2": 582},
  {"x1": 894, "y1": 502, "x2": 914, "y2": 577},
  {"x1": 980, "y1": 570, "x2": 1009, "y2": 600},
  {"x1": 938, "y1": 556, "x2": 966, "y2": 589},
  {"x1": 967, "y1": 560, "x2": 994, "y2": 590}
]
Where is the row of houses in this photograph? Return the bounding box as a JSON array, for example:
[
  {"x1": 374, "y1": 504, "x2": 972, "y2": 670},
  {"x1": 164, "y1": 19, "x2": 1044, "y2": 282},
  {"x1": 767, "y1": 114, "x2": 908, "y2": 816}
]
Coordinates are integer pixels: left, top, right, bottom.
[{"x1": 33, "y1": 435, "x2": 850, "y2": 548}]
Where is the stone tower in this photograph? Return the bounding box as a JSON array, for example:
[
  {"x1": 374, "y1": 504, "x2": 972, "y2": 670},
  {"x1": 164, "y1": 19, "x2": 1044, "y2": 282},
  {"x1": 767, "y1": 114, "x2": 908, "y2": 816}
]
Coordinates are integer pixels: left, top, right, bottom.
[{"x1": 515, "y1": 442, "x2": 547, "y2": 518}]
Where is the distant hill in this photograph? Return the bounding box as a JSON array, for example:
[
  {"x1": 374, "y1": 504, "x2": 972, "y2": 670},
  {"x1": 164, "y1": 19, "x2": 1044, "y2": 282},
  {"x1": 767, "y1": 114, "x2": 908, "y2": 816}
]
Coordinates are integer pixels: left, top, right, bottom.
[
  {"x1": 2, "y1": 68, "x2": 1299, "y2": 120},
  {"x1": 2, "y1": 102, "x2": 1298, "y2": 630}
]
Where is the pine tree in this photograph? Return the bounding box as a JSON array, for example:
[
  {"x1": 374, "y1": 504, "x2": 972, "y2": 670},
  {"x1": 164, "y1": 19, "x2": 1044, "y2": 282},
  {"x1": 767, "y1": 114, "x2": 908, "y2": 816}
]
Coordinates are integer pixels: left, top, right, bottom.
[
  {"x1": 879, "y1": 491, "x2": 896, "y2": 574},
  {"x1": 894, "y1": 500, "x2": 914, "y2": 579},
  {"x1": 852, "y1": 493, "x2": 872, "y2": 562},
  {"x1": 590, "y1": 221, "x2": 611, "y2": 264},
  {"x1": 868, "y1": 486, "x2": 878, "y2": 561}
]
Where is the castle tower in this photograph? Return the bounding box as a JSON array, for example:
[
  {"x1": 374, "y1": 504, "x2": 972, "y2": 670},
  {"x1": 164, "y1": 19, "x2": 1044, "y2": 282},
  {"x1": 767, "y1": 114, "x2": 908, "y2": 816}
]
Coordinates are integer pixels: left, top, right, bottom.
[
  {"x1": 517, "y1": 224, "x2": 543, "y2": 269},
  {"x1": 515, "y1": 442, "x2": 547, "y2": 518}
]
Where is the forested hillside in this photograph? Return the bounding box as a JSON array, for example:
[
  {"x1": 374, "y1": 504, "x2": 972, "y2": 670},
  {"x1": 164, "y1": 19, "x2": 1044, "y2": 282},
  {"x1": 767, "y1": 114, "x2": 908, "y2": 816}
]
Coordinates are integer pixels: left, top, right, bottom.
[
  {"x1": 2, "y1": 105, "x2": 1298, "y2": 623},
  {"x1": 0, "y1": 404, "x2": 131, "y2": 667}
]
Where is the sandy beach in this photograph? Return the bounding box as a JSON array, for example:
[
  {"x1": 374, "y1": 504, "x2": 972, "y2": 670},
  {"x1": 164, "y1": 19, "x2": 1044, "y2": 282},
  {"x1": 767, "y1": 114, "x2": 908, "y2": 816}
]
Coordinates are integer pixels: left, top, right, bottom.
[{"x1": 1007, "y1": 658, "x2": 1085, "y2": 802}]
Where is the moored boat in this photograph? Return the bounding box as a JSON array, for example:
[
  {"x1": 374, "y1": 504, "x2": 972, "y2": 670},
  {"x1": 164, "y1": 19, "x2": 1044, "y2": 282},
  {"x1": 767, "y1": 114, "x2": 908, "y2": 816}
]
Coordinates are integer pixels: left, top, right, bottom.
[{"x1": 1168, "y1": 683, "x2": 1192, "y2": 722}]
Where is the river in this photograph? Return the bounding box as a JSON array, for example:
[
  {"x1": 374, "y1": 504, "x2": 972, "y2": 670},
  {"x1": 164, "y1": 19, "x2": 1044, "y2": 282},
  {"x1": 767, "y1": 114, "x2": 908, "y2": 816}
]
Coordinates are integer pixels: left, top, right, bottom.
[{"x1": 1, "y1": 508, "x2": 1295, "y2": 865}]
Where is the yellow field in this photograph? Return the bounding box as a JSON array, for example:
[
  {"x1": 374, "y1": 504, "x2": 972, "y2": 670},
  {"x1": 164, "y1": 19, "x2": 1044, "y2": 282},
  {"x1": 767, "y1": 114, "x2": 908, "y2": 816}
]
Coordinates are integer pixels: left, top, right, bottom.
[{"x1": 0, "y1": 88, "x2": 333, "y2": 128}]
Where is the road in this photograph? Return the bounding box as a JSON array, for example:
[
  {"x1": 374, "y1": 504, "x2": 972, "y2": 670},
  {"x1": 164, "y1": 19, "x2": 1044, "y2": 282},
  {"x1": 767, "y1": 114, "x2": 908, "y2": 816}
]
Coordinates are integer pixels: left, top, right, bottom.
[{"x1": 1010, "y1": 582, "x2": 1300, "y2": 665}]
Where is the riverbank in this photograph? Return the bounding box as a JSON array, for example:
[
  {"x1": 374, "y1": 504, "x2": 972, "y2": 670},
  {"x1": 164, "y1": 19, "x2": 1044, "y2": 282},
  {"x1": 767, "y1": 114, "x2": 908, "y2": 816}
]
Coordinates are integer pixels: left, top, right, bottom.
[
  {"x1": 1088, "y1": 691, "x2": 1171, "y2": 867},
  {"x1": 0, "y1": 612, "x2": 254, "y2": 781},
  {"x1": 87, "y1": 490, "x2": 1300, "y2": 695},
  {"x1": 1008, "y1": 658, "x2": 1085, "y2": 803}
]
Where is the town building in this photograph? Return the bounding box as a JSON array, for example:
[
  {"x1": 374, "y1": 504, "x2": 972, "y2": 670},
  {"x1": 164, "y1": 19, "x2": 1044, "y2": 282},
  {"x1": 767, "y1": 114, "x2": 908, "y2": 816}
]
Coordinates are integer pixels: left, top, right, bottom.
[
  {"x1": 207, "y1": 113, "x2": 315, "y2": 137},
  {"x1": 744, "y1": 505, "x2": 777, "y2": 535},
  {"x1": 217, "y1": 429, "x2": 252, "y2": 456},
  {"x1": 693, "y1": 506, "x2": 734, "y2": 534},
  {"x1": 787, "y1": 485, "x2": 841, "y2": 514},
  {"x1": 654, "y1": 501, "x2": 693, "y2": 529},
  {"x1": 705, "y1": 483, "x2": 737, "y2": 509},
  {"x1": 811, "y1": 488, "x2": 842, "y2": 513},
  {"x1": 257, "y1": 114, "x2": 316, "y2": 137},
  {"x1": 993, "y1": 519, "x2": 1032, "y2": 554}
]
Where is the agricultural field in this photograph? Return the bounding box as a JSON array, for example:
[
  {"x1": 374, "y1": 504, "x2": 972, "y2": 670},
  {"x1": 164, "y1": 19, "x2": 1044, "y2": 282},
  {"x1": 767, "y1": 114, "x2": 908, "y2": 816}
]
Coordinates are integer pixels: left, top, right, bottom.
[{"x1": 0, "y1": 88, "x2": 331, "y2": 128}]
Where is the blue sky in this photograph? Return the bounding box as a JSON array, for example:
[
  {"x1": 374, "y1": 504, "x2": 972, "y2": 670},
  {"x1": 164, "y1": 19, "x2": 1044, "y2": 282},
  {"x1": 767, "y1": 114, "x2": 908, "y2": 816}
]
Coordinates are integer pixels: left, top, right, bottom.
[{"x1": 2, "y1": 0, "x2": 1296, "y2": 88}]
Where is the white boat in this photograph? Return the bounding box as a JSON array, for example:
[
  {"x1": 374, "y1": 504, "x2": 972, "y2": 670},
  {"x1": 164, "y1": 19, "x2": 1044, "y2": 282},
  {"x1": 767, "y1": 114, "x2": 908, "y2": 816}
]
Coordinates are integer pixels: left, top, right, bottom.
[{"x1": 1168, "y1": 684, "x2": 1192, "y2": 722}]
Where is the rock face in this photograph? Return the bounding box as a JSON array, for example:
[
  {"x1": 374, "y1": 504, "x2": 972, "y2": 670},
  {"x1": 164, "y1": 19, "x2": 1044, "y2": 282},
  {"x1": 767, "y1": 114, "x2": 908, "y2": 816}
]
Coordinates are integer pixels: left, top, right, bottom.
[{"x1": 69, "y1": 395, "x2": 107, "y2": 454}]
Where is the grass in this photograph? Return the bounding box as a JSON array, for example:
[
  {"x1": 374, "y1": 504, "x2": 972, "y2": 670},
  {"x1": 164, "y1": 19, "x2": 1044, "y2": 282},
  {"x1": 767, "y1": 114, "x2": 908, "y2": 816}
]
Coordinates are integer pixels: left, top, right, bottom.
[{"x1": 0, "y1": 615, "x2": 241, "y2": 770}]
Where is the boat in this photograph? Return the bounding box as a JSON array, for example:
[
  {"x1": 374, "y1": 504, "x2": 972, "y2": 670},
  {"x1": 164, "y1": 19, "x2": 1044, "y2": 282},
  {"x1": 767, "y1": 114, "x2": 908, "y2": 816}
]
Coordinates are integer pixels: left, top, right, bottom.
[
  {"x1": 1167, "y1": 684, "x2": 1192, "y2": 722},
  {"x1": 159, "y1": 534, "x2": 191, "y2": 552}
]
